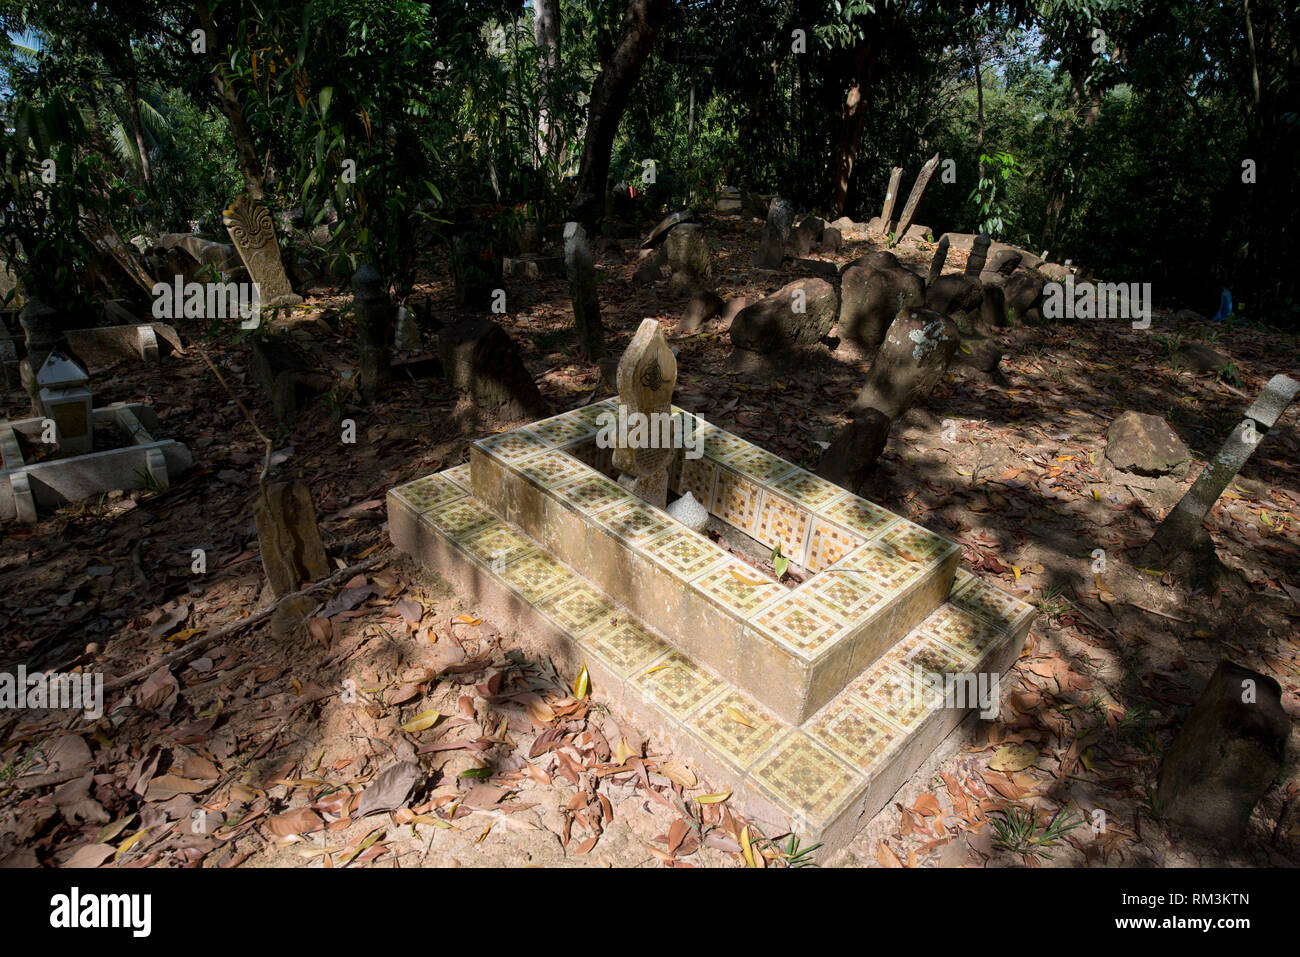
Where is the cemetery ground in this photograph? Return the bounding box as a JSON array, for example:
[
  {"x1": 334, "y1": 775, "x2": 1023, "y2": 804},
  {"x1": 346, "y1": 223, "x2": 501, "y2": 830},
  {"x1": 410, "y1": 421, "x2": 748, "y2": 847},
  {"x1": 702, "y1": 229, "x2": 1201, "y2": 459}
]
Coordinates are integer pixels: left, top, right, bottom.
[{"x1": 2, "y1": 216, "x2": 1298, "y2": 870}]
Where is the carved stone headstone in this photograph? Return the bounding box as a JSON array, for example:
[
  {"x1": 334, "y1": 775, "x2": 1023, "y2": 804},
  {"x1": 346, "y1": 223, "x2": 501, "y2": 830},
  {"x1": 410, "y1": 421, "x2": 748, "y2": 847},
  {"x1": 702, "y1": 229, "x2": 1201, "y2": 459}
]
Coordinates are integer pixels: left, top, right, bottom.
[
  {"x1": 880, "y1": 166, "x2": 904, "y2": 227},
  {"x1": 889, "y1": 153, "x2": 941, "y2": 247},
  {"x1": 564, "y1": 222, "x2": 606, "y2": 360},
  {"x1": 222, "y1": 194, "x2": 303, "y2": 310},
  {"x1": 927, "y1": 235, "x2": 950, "y2": 287},
  {"x1": 614, "y1": 319, "x2": 677, "y2": 508},
  {"x1": 965, "y1": 233, "x2": 991, "y2": 277},
  {"x1": 1143, "y1": 374, "x2": 1300, "y2": 561}
]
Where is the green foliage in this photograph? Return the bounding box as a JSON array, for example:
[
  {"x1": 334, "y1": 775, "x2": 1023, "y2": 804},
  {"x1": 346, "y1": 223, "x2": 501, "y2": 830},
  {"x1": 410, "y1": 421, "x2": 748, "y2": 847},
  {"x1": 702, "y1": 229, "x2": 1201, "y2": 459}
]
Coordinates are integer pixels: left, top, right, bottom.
[{"x1": 967, "y1": 150, "x2": 1021, "y2": 238}]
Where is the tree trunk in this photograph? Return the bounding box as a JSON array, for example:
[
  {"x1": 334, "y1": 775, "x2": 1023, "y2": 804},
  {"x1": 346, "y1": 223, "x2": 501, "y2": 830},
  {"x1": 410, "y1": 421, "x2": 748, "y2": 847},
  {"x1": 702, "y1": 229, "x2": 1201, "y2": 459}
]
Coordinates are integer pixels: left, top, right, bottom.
[
  {"x1": 124, "y1": 75, "x2": 153, "y2": 187},
  {"x1": 568, "y1": 0, "x2": 671, "y2": 225},
  {"x1": 534, "y1": 0, "x2": 562, "y2": 164},
  {"x1": 825, "y1": 17, "x2": 891, "y2": 217},
  {"x1": 196, "y1": 0, "x2": 266, "y2": 202}
]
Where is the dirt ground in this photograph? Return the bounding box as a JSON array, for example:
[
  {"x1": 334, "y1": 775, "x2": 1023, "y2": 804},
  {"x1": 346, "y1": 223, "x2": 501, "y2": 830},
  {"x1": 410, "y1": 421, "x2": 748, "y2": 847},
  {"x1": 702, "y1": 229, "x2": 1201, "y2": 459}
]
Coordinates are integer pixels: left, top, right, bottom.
[{"x1": 2, "y1": 212, "x2": 1298, "y2": 869}]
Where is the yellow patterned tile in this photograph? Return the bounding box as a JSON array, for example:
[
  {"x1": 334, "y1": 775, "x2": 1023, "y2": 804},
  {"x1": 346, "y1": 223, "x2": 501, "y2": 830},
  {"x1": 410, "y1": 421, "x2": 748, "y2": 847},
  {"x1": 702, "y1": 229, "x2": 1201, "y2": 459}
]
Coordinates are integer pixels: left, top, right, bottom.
[
  {"x1": 642, "y1": 528, "x2": 729, "y2": 580},
  {"x1": 796, "y1": 571, "x2": 888, "y2": 620},
  {"x1": 749, "y1": 732, "x2": 860, "y2": 827},
  {"x1": 515, "y1": 450, "x2": 592, "y2": 489},
  {"x1": 804, "y1": 519, "x2": 867, "y2": 573},
  {"x1": 917, "y1": 604, "x2": 1005, "y2": 668},
  {"x1": 461, "y1": 522, "x2": 535, "y2": 567},
  {"x1": 712, "y1": 466, "x2": 763, "y2": 534},
  {"x1": 851, "y1": 661, "x2": 934, "y2": 732},
  {"x1": 837, "y1": 541, "x2": 925, "y2": 592},
  {"x1": 597, "y1": 499, "x2": 674, "y2": 545},
  {"x1": 562, "y1": 438, "x2": 615, "y2": 475},
  {"x1": 425, "y1": 498, "x2": 497, "y2": 541},
  {"x1": 537, "y1": 580, "x2": 618, "y2": 637},
  {"x1": 632, "y1": 651, "x2": 724, "y2": 721},
  {"x1": 807, "y1": 695, "x2": 905, "y2": 774},
  {"x1": 443, "y1": 463, "x2": 473, "y2": 492},
  {"x1": 821, "y1": 495, "x2": 897, "y2": 539},
  {"x1": 687, "y1": 689, "x2": 787, "y2": 771},
  {"x1": 526, "y1": 411, "x2": 599, "y2": 447},
  {"x1": 499, "y1": 549, "x2": 574, "y2": 602},
  {"x1": 475, "y1": 429, "x2": 550, "y2": 463},
  {"x1": 950, "y1": 570, "x2": 1035, "y2": 635},
  {"x1": 392, "y1": 473, "x2": 466, "y2": 513},
  {"x1": 881, "y1": 520, "x2": 959, "y2": 564},
  {"x1": 567, "y1": 399, "x2": 618, "y2": 427},
  {"x1": 771, "y1": 468, "x2": 845, "y2": 510},
  {"x1": 691, "y1": 560, "x2": 785, "y2": 618},
  {"x1": 555, "y1": 472, "x2": 634, "y2": 515},
  {"x1": 889, "y1": 627, "x2": 977, "y2": 674},
  {"x1": 754, "y1": 491, "x2": 811, "y2": 562},
  {"x1": 702, "y1": 429, "x2": 749, "y2": 462},
  {"x1": 677, "y1": 456, "x2": 719, "y2": 510},
  {"x1": 749, "y1": 594, "x2": 846, "y2": 659},
  {"x1": 718, "y1": 442, "x2": 798, "y2": 484},
  {"x1": 581, "y1": 617, "x2": 672, "y2": 678}
]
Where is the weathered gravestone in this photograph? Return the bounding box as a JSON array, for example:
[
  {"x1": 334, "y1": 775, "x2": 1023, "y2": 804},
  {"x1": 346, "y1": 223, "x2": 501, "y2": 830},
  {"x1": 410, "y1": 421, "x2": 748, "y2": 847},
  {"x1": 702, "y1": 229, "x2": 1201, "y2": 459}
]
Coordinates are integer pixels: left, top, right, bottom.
[
  {"x1": 730, "y1": 278, "x2": 838, "y2": 356},
  {"x1": 564, "y1": 222, "x2": 606, "y2": 360},
  {"x1": 352, "y1": 264, "x2": 392, "y2": 399},
  {"x1": 222, "y1": 194, "x2": 302, "y2": 309},
  {"x1": 927, "y1": 235, "x2": 950, "y2": 287},
  {"x1": 880, "y1": 166, "x2": 904, "y2": 228},
  {"x1": 665, "y1": 223, "x2": 711, "y2": 297},
  {"x1": 1143, "y1": 374, "x2": 1300, "y2": 561},
  {"x1": 817, "y1": 410, "x2": 892, "y2": 494},
  {"x1": 641, "y1": 210, "x2": 694, "y2": 249},
  {"x1": 889, "y1": 153, "x2": 941, "y2": 247},
  {"x1": 839, "y1": 260, "x2": 925, "y2": 349},
  {"x1": 852, "y1": 307, "x2": 960, "y2": 419},
  {"x1": 438, "y1": 318, "x2": 549, "y2": 422},
  {"x1": 614, "y1": 319, "x2": 677, "y2": 508},
  {"x1": 1156, "y1": 660, "x2": 1290, "y2": 842},
  {"x1": 965, "y1": 233, "x2": 992, "y2": 277},
  {"x1": 254, "y1": 480, "x2": 331, "y2": 635}
]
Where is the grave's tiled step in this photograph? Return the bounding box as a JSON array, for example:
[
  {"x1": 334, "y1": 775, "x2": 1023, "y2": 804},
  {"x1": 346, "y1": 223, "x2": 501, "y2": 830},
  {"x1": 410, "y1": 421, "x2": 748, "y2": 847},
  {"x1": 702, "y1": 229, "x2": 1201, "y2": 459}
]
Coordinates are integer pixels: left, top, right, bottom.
[
  {"x1": 465, "y1": 405, "x2": 959, "y2": 724},
  {"x1": 387, "y1": 470, "x2": 1036, "y2": 858}
]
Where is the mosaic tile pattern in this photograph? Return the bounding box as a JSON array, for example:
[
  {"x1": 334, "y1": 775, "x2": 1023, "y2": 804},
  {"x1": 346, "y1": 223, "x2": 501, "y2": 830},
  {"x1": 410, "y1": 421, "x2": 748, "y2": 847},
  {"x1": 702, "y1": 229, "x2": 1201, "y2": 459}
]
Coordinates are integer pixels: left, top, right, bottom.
[
  {"x1": 581, "y1": 616, "x2": 672, "y2": 678},
  {"x1": 677, "y1": 456, "x2": 719, "y2": 510},
  {"x1": 712, "y1": 466, "x2": 763, "y2": 534},
  {"x1": 515, "y1": 450, "x2": 592, "y2": 490},
  {"x1": 838, "y1": 541, "x2": 926, "y2": 592},
  {"x1": 917, "y1": 603, "x2": 1005, "y2": 667},
  {"x1": 555, "y1": 473, "x2": 634, "y2": 515},
  {"x1": 881, "y1": 520, "x2": 958, "y2": 564},
  {"x1": 822, "y1": 495, "x2": 897, "y2": 540},
  {"x1": 566, "y1": 400, "x2": 618, "y2": 428},
  {"x1": 537, "y1": 580, "x2": 617, "y2": 637},
  {"x1": 475, "y1": 430, "x2": 550, "y2": 463},
  {"x1": 804, "y1": 519, "x2": 866, "y2": 573},
  {"x1": 852, "y1": 662, "x2": 933, "y2": 733},
  {"x1": 749, "y1": 733, "x2": 860, "y2": 826},
  {"x1": 889, "y1": 627, "x2": 976, "y2": 675},
  {"x1": 772, "y1": 468, "x2": 845, "y2": 511},
  {"x1": 562, "y1": 438, "x2": 615, "y2": 475},
  {"x1": 461, "y1": 522, "x2": 535, "y2": 567},
  {"x1": 701, "y1": 429, "x2": 749, "y2": 461},
  {"x1": 951, "y1": 569, "x2": 1035, "y2": 634},
  {"x1": 692, "y1": 560, "x2": 786, "y2": 618},
  {"x1": 392, "y1": 473, "x2": 467, "y2": 513},
  {"x1": 597, "y1": 499, "x2": 674, "y2": 545},
  {"x1": 632, "y1": 651, "x2": 725, "y2": 721},
  {"x1": 749, "y1": 594, "x2": 847, "y2": 660},
  {"x1": 808, "y1": 695, "x2": 905, "y2": 773},
  {"x1": 713, "y1": 442, "x2": 798, "y2": 484},
  {"x1": 527, "y1": 412, "x2": 600, "y2": 447},
  {"x1": 797, "y1": 572, "x2": 887, "y2": 620},
  {"x1": 687, "y1": 689, "x2": 787, "y2": 770},
  {"x1": 642, "y1": 528, "x2": 728, "y2": 580},
  {"x1": 443, "y1": 463, "x2": 473, "y2": 492},
  {"x1": 754, "y1": 491, "x2": 812, "y2": 562},
  {"x1": 499, "y1": 549, "x2": 574, "y2": 602},
  {"x1": 425, "y1": 498, "x2": 497, "y2": 540}
]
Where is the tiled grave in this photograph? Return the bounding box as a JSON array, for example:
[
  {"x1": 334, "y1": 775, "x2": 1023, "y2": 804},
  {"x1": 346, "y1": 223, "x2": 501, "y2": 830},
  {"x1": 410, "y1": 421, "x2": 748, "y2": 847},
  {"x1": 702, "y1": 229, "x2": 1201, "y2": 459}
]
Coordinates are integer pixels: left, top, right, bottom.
[{"x1": 389, "y1": 404, "x2": 1035, "y2": 855}]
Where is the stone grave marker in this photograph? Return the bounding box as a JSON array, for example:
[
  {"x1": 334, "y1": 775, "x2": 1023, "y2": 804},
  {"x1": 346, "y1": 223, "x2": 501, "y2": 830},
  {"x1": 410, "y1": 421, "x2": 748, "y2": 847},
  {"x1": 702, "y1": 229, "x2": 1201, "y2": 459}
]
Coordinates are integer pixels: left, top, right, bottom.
[
  {"x1": 613, "y1": 318, "x2": 676, "y2": 508},
  {"x1": 222, "y1": 194, "x2": 303, "y2": 310},
  {"x1": 889, "y1": 152, "x2": 941, "y2": 247},
  {"x1": 880, "y1": 166, "x2": 903, "y2": 227},
  {"x1": 1144, "y1": 374, "x2": 1299, "y2": 561},
  {"x1": 927, "y1": 234, "x2": 950, "y2": 287},
  {"x1": 964, "y1": 232, "x2": 991, "y2": 277}
]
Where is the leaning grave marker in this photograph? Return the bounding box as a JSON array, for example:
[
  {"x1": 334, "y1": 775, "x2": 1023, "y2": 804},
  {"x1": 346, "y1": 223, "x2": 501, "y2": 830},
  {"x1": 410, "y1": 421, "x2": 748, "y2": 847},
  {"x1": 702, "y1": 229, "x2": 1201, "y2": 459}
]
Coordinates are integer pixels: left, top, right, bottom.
[{"x1": 388, "y1": 321, "x2": 1035, "y2": 854}]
